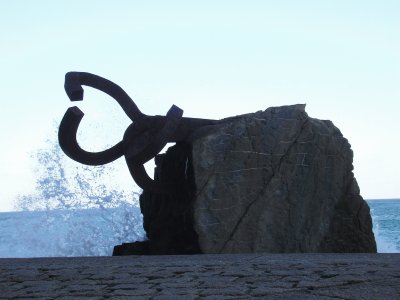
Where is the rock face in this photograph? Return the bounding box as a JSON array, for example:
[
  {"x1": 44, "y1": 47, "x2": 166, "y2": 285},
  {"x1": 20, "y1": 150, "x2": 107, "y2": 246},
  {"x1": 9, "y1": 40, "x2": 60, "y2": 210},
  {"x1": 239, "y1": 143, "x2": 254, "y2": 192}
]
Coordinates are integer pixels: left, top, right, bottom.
[
  {"x1": 118, "y1": 104, "x2": 376, "y2": 255},
  {"x1": 192, "y1": 104, "x2": 376, "y2": 253}
]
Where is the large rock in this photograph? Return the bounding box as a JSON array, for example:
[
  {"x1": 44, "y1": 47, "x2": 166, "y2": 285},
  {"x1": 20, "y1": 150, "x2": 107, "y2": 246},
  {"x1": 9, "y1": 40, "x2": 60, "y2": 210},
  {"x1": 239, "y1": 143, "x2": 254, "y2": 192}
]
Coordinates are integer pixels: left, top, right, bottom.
[
  {"x1": 192, "y1": 104, "x2": 376, "y2": 253},
  {"x1": 118, "y1": 104, "x2": 376, "y2": 255}
]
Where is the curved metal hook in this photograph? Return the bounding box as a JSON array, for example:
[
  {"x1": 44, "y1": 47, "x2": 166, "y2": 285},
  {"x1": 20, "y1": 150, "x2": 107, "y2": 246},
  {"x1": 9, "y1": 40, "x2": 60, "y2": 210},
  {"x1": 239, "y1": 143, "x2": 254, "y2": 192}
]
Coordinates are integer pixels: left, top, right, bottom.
[
  {"x1": 58, "y1": 106, "x2": 125, "y2": 165},
  {"x1": 127, "y1": 163, "x2": 169, "y2": 194},
  {"x1": 124, "y1": 105, "x2": 183, "y2": 164},
  {"x1": 59, "y1": 71, "x2": 185, "y2": 194},
  {"x1": 123, "y1": 104, "x2": 183, "y2": 194},
  {"x1": 59, "y1": 71, "x2": 145, "y2": 166},
  {"x1": 65, "y1": 72, "x2": 145, "y2": 121}
]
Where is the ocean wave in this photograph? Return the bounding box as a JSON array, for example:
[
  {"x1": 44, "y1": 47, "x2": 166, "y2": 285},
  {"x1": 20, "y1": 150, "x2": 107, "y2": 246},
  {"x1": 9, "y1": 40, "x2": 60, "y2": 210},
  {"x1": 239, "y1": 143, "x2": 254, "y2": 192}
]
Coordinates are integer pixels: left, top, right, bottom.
[{"x1": 368, "y1": 200, "x2": 400, "y2": 253}]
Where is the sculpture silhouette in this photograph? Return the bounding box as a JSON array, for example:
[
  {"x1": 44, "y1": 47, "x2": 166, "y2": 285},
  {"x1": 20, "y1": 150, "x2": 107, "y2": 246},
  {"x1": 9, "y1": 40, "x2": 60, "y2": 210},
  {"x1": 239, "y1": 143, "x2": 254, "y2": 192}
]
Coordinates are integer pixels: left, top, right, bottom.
[{"x1": 59, "y1": 72, "x2": 220, "y2": 193}]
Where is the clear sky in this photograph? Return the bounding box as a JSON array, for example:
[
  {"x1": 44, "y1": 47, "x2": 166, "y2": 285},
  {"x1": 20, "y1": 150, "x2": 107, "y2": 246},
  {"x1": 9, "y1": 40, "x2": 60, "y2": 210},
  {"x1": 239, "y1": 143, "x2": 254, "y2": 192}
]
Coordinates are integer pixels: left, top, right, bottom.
[{"x1": 0, "y1": 1, "x2": 399, "y2": 211}]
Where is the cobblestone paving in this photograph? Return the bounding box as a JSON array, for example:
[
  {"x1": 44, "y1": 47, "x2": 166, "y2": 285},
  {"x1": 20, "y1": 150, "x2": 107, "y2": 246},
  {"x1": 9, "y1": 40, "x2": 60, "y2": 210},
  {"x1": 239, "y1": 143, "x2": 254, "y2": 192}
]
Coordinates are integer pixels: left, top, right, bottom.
[{"x1": 0, "y1": 253, "x2": 399, "y2": 299}]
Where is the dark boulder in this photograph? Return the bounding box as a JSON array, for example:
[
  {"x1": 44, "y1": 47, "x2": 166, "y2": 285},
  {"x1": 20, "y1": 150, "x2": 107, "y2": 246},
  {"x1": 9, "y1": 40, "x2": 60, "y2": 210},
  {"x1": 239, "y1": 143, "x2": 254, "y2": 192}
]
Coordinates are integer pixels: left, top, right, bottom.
[{"x1": 114, "y1": 104, "x2": 376, "y2": 255}]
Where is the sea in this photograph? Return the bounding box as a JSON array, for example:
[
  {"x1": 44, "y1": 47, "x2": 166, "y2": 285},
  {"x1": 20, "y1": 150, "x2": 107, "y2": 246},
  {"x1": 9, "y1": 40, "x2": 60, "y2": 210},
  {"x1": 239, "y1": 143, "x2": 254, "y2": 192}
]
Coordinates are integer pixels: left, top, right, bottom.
[{"x1": 0, "y1": 200, "x2": 398, "y2": 258}]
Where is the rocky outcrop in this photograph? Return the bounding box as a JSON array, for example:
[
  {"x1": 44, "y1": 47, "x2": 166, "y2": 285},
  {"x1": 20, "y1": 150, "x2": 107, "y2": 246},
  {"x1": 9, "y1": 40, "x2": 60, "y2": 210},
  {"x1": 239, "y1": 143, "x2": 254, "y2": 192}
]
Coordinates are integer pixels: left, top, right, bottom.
[
  {"x1": 115, "y1": 104, "x2": 376, "y2": 255},
  {"x1": 192, "y1": 104, "x2": 375, "y2": 253}
]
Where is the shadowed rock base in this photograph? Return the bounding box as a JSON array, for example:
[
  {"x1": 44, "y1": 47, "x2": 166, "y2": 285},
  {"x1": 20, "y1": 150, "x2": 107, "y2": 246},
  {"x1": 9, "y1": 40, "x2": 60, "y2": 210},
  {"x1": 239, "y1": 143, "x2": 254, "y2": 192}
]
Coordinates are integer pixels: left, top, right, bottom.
[
  {"x1": 114, "y1": 142, "x2": 201, "y2": 255},
  {"x1": 113, "y1": 241, "x2": 149, "y2": 256},
  {"x1": 1, "y1": 254, "x2": 399, "y2": 299}
]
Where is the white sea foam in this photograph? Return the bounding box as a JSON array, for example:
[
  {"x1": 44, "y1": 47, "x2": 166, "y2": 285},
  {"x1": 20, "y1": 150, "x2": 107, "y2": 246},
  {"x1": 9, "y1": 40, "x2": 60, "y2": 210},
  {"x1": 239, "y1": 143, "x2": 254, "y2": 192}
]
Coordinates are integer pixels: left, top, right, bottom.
[{"x1": 0, "y1": 206, "x2": 146, "y2": 258}]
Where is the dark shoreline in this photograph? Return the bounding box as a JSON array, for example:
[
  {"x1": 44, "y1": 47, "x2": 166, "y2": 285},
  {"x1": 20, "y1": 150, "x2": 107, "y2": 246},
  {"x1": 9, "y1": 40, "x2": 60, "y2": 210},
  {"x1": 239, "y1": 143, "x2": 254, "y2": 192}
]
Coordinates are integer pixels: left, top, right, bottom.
[{"x1": 1, "y1": 253, "x2": 399, "y2": 298}]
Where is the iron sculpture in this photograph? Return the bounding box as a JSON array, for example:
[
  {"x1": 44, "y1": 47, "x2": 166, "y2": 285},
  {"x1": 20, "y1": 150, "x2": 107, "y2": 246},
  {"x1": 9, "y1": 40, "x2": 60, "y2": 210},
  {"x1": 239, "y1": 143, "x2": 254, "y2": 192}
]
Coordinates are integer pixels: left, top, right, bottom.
[{"x1": 58, "y1": 72, "x2": 220, "y2": 194}]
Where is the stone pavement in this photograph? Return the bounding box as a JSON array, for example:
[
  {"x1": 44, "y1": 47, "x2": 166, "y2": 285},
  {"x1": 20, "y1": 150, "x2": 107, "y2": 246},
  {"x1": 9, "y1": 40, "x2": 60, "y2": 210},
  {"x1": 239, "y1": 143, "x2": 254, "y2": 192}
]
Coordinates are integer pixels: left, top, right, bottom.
[{"x1": 0, "y1": 253, "x2": 399, "y2": 299}]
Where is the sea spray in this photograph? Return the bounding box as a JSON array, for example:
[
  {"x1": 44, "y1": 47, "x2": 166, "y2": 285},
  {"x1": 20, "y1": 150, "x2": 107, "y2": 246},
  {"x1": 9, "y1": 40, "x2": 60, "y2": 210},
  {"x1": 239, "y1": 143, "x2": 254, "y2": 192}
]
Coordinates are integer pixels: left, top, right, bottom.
[
  {"x1": 2, "y1": 131, "x2": 147, "y2": 257},
  {"x1": 0, "y1": 206, "x2": 146, "y2": 258}
]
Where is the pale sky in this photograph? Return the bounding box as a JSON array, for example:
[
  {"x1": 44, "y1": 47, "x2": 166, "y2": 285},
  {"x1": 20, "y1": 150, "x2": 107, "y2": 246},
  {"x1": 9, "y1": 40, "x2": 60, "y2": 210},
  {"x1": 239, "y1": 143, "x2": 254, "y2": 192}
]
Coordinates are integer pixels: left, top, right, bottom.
[{"x1": 0, "y1": 1, "x2": 399, "y2": 211}]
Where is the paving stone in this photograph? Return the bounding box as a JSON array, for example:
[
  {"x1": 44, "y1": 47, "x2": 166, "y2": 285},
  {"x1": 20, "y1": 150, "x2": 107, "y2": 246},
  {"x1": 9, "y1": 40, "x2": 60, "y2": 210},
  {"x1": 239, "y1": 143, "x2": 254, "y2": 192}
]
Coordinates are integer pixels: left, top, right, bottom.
[
  {"x1": 152, "y1": 295, "x2": 198, "y2": 300},
  {"x1": 0, "y1": 253, "x2": 399, "y2": 299}
]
